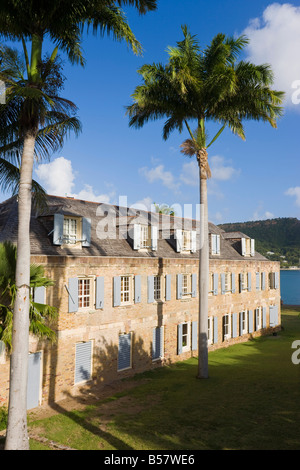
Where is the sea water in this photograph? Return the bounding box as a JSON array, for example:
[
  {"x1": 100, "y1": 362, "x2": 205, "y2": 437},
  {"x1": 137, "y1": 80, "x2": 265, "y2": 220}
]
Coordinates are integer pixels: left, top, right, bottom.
[{"x1": 280, "y1": 270, "x2": 300, "y2": 305}]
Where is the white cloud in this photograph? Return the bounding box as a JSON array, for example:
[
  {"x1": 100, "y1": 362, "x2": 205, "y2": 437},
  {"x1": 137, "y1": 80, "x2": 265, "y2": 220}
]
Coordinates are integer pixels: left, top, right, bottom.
[
  {"x1": 180, "y1": 160, "x2": 198, "y2": 186},
  {"x1": 252, "y1": 204, "x2": 275, "y2": 220},
  {"x1": 131, "y1": 196, "x2": 154, "y2": 211},
  {"x1": 243, "y1": 3, "x2": 300, "y2": 108},
  {"x1": 35, "y1": 157, "x2": 115, "y2": 203},
  {"x1": 209, "y1": 156, "x2": 240, "y2": 181},
  {"x1": 139, "y1": 164, "x2": 180, "y2": 192},
  {"x1": 285, "y1": 186, "x2": 300, "y2": 206}
]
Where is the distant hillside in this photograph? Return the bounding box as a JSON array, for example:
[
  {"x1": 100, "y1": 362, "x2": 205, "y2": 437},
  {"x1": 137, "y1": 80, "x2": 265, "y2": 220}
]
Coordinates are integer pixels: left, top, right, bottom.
[{"x1": 218, "y1": 218, "x2": 300, "y2": 268}]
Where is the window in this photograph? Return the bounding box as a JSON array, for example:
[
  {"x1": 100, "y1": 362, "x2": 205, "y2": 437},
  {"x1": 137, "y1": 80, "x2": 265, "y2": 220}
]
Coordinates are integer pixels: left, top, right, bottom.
[
  {"x1": 269, "y1": 272, "x2": 279, "y2": 290},
  {"x1": 241, "y1": 237, "x2": 255, "y2": 256},
  {"x1": 140, "y1": 224, "x2": 150, "y2": 248},
  {"x1": 182, "y1": 274, "x2": 189, "y2": 296},
  {"x1": 255, "y1": 307, "x2": 262, "y2": 330},
  {"x1": 152, "y1": 327, "x2": 164, "y2": 361},
  {"x1": 182, "y1": 230, "x2": 191, "y2": 251},
  {"x1": 223, "y1": 314, "x2": 231, "y2": 341},
  {"x1": 121, "y1": 276, "x2": 132, "y2": 304},
  {"x1": 239, "y1": 273, "x2": 248, "y2": 292},
  {"x1": 240, "y1": 311, "x2": 248, "y2": 335},
  {"x1": 63, "y1": 217, "x2": 78, "y2": 244},
  {"x1": 181, "y1": 322, "x2": 190, "y2": 352},
  {"x1": 211, "y1": 233, "x2": 220, "y2": 255},
  {"x1": 133, "y1": 224, "x2": 158, "y2": 251},
  {"x1": 154, "y1": 275, "x2": 161, "y2": 301},
  {"x1": 78, "y1": 278, "x2": 91, "y2": 308}
]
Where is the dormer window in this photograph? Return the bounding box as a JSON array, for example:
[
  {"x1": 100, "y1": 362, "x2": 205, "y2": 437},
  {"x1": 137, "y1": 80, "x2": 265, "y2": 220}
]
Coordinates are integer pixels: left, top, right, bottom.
[
  {"x1": 53, "y1": 214, "x2": 91, "y2": 247},
  {"x1": 211, "y1": 234, "x2": 220, "y2": 255},
  {"x1": 133, "y1": 224, "x2": 158, "y2": 251},
  {"x1": 175, "y1": 229, "x2": 196, "y2": 253},
  {"x1": 241, "y1": 238, "x2": 255, "y2": 257}
]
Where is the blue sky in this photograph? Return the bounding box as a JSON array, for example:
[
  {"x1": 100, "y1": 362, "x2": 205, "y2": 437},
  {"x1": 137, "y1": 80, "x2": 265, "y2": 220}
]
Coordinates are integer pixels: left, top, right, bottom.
[{"x1": 1, "y1": 1, "x2": 300, "y2": 224}]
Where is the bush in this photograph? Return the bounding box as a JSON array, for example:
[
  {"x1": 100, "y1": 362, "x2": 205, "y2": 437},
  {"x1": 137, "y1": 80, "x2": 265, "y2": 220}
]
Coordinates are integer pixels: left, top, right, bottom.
[{"x1": 0, "y1": 406, "x2": 7, "y2": 431}]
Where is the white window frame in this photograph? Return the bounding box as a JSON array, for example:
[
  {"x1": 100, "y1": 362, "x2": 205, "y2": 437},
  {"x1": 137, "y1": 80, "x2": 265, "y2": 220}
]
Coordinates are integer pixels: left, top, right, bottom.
[
  {"x1": 240, "y1": 273, "x2": 248, "y2": 291},
  {"x1": 120, "y1": 275, "x2": 133, "y2": 306},
  {"x1": 223, "y1": 314, "x2": 231, "y2": 341},
  {"x1": 224, "y1": 272, "x2": 232, "y2": 293},
  {"x1": 241, "y1": 310, "x2": 248, "y2": 335},
  {"x1": 154, "y1": 275, "x2": 162, "y2": 301},
  {"x1": 181, "y1": 322, "x2": 191, "y2": 352},
  {"x1": 182, "y1": 274, "x2": 192, "y2": 298},
  {"x1": 182, "y1": 230, "x2": 191, "y2": 252},
  {"x1": 78, "y1": 276, "x2": 95, "y2": 310},
  {"x1": 140, "y1": 224, "x2": 150, "y2": 249},
  {"x1": 255, "y1": 307, "x2": 262, "y2": 330},
  {"x1": 63, "y1": 216, "x2": 81, "y2": 245}
]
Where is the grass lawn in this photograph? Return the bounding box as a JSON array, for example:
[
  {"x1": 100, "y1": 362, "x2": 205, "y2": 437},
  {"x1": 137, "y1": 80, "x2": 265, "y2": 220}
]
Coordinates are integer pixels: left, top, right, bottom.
[{"x1": 14, "y1": 307, "x2": 300, "y2": 449}]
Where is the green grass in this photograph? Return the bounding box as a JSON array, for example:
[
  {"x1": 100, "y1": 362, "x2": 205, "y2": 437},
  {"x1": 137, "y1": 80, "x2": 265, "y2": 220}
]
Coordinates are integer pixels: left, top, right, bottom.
[{"x1": 22, "y1": 307, "x2": 300, "y2": 449}]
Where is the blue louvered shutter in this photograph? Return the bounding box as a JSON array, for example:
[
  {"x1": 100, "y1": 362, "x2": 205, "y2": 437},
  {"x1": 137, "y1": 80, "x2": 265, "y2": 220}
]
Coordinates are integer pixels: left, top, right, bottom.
[
  {"x1": 262, "y1": 307, "x2": 267, "y2": 328},
  {"x1": 251, "y1": 239, "x2": 255, "y2": 256},
  {"x1": 34, "y1": 286, "x2": 45, "y2": 304},
  {"x1": 248, "y1": 310, "x2": 254, "y2": 333},
  {"x1": 135, "y1": 275, "x2": 141, "y2": 303},
  {"x1": 269, "y1": 306, "x2": 275, "y2": 327},
  {"x1": 68, "y1": 278, "x2": 78, "y2": 313},
  {"x1": 95, "y1": 276, "x2": 104, "y2": 309},
  {"x1": 275, "y1": 271, "x2": 279, "y2": 289},
  {"x1": 152, "y1": 327, "x2": 163, "y2": 360},
  {"x1": 232, "y1": 313, "x2": 238, "y2": 338},
  {"x1": 53, "y1": 213, "x2": 63, "y2": 245},
  {"x1": 113, "y1": 276, "x2": 121, "y2": 307},
  {"x1": 241, "y1": 238, "x2": 246, "y2": 256},
  {"x1": 175, "y1": 229, "x2": 182, "y2": 253},
  {"x1": 211, "y1": 234, "x2": 217, "y2": 255},
  {"x1": 248, "y1": 272, "x2": 252, "y2": 292},
  {"x1": 216, "y1": 235, "x2": 220, "y2": 254},
  {"x1": 239, "y1": 312, "x2": 243, "y2": 335},
  {"x1": 213, "y1": 273, "x2": 218, "y2": 296},
  {"x1": 133, "y1": 224, "x2": 141, "y2": 250},
  {"x1": 148, "y1": 275, "x2": 154, "y2": 303},
  {"x1": 177, "y1": 274, "x2": 182, "y2": 299},
  {"x1": 118, "y1": 333, "x2": 131, "y2": 371},
  {"x1": 75, "y1": 341, "x2": 92, "y2": 384},
  {"x1": 151, "y1": 226, "x2": 158, "y2": 251},
  {"x1": 256, "y1": 272, "x2": 260, "y2": 290},
  {"x1": 165, "y1": 274, "x2": 171, "y2": 301},
  {"x1": 82, "y1": 217, "x2": 91, "y2": 247},
  {"x1": 191, "y1": 231, "x2": 197, "y2": 253},
  {"x1": 213, "y1": 316, "x2": 218, "y2": 344},
  {"x1": 261, "y1": 272, "x2": 266, "y2": 291},
  {"x1": 231, "y1": 273, "x2": 236, "y2": 293},
  {"x1": 177, "y1": 324, "x2": 183, "y2": 354},
  {"x1": 191, "y1": 273, "x2": 197, "y2": 298},
  {"x1": 239, "y1": 274, "x2": 243, "y2": 293},
  {"x1": 192, "y1": 321, "x2": 198, "y2": 351},
  {"x1": 274, "y1": 305, "x2": 279, "y2": 325},
  {"x1": 221, "y1": 274, "x2": 225, "y2": 294}
]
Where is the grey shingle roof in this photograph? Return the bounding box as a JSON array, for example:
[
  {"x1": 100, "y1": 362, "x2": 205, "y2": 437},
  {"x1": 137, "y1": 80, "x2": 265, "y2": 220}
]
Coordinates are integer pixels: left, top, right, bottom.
[{"x1": 0, "y1": 195, "x2": 266, "y2": 261}]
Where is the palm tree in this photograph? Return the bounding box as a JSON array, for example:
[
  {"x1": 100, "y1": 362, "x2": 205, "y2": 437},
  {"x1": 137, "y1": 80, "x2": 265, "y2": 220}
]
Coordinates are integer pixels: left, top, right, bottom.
[
  {"x1": 127, "y1": 26, "x2": 284, "y2": 380},
  {"x1": 0, "y1": 45, "x2": 81, "y2": 450},
  {"x1": 0, "y1": 241, "x2": 58, "y2": 352},
  {"x1": 153, "y1": 202, "x2": 176, "y2": 216},
  {"x1": 0, "y1": 1, "x2": 157, "y2": 449}
]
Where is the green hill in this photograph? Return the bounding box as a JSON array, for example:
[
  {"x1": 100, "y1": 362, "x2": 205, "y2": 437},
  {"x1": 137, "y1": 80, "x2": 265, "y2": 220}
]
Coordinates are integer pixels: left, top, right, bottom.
[{"x1": 218, "y1": 218, "x2": 300, "y2": 268}]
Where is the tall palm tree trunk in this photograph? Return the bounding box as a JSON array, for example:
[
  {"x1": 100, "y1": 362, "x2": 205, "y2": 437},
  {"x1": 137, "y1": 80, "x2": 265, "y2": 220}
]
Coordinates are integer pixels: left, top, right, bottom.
[
  {"x1": 197, "y1": 149, "x2": 209, "y2": 379},
  {"x1": 5, "y1": 131, "x2": 36, "y2": 450}
]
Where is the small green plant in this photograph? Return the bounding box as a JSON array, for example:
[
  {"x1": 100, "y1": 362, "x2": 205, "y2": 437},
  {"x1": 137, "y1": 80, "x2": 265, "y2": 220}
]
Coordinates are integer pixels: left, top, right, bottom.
[{"x1": 0, "y1": 405, "x2": 7, "y2": 431}]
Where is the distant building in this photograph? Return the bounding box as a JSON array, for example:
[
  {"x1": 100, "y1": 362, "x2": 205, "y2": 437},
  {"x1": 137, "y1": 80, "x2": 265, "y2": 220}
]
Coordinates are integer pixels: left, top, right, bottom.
[{"x1": 0, "y1": 195, "x2": 281, "y2": 408}]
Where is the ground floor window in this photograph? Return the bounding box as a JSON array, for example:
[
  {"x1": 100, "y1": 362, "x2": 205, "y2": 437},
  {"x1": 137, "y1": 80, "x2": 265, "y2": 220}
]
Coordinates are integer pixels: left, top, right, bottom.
[
  {"x1": 152, "y1": 327, "x2": 164, "y2": 361},
  {"x1": 240, "y1": 311, "x2": 248, "y2": 335},
  {"x1": 255, "y1": 307, "x2": 262, "y2": 330},
  {"x1": 222, "y1": 314, "x2": 231, "y2": 341}
]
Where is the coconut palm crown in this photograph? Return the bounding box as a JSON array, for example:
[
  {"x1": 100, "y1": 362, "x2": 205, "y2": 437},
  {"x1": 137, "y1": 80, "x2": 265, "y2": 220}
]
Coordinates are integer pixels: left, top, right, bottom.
[{"x1": 127, "y1": 26, "x2": 284, "y2": 379}]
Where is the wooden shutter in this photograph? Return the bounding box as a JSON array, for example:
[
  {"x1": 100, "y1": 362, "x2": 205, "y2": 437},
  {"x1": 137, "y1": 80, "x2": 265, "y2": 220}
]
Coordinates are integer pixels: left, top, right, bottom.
[
  {"x1": 211, "y1": 234, "x2": 217, "y2": 255},
  {"x1": 118, "y1": 333, "x2": 131, "y2": 371},
  {"x1": 191, "y1": 273, "x2": 197, "y2": 298},
  {"x1": 261, "y1": 272, "x2": 266, "y2": 291},
  {"x1": 53, "y1": 213, "x2": 63, "y2": 245},
  {"x1": 152, "y1": 327, "x2": 164, "y2": 360},
  {"x1": 239, "y1": 312, "x2": 243, "y2": 335},
  {"x1": 275, "y1": 271, "x2": 279, "y2": 289},
  {"x1": 151, "y1": 226, "x2": 158, "y2": 251},
  {"x1": 75, "y1": 341, "x2": 92, "y2": 384},
  {"x1": 251, "y1": 239, "x2": 255, "y2": 256},
  {"x1": 177, "y1": 274, "x2": 182, "y2": 299},
  {"x1": 262, "y1": 307, "x2": 267, "y2": 328},
  {"x1": 213, "y1": 316, "x2": 218, "y2": 344},
  {"x1": 95, "y1": 276, "x2": 104, "y2": 309},
  {"x1": 177, "y1": 324, "x2": 183, "y2": 354},
  {"x1": 82, "y1": 217, "x2": 91, "y2": 247},
  {"x1": 34, "y1": 286, "x2": 45, "y2": 304},
  {"x1": 231, "y1": 273, "x2": 236, "y2": 293},
  {"x1": 248, "y1": 310, "x2": 254, "y2": 333},
  {"x1": 221, "y1": 274, "x2": 225, "y2": 295},
  {"x1": 241, "y1": 238, "x2": 246, "y2": 256},
  {"x1": 147, "y1": 276, "x2": 154, "y2": 303},
  {"x1": 68, "y1": 278, "x2": 78, "y2": 313},
  {"x1": 192, "y1": 321, "x2": 198, "y2": 351},
  {"x1": 232, "y1": 313, "x2": 238, "y2": 338},
  {"x1": 113, "y1": 276, "x2": 121, "y2": 307},
  {"x1": 269, "y1": 306, "x2": 275, "y2": 327},
  {"x1": 133, "y1": 224, "x2": 141, "y2": 250},
  {"x1": 175, "y1": 229, "x2": 182, "y2": 252},
  {"x1": 213, "y1": 273, "x2": 218, "y2": 296},
  {"x1": 256, "y1": 272, "x2": 260, "y2": 291},
  {"x1": 216, "y1": 235, "x2": 220, "y2": 254},
  {"x1": 165, "y1": 274, "x2": 171, "y2": 301},
  {"x1": 135, "y1": 275, "x2": 141, "y2": 303},
  {"x1": 191, "y1": 231, "x2": 197, "y2": 253},
  {"x1": 248, "y1": 272, "x2": 252, "y2": 292}
]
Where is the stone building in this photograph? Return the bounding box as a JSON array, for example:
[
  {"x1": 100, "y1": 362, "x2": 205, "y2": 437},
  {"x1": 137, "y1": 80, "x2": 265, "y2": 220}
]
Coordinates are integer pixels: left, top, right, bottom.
[{"x1": 0, "y1": 195, "x2": 281, "y2": 408}]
